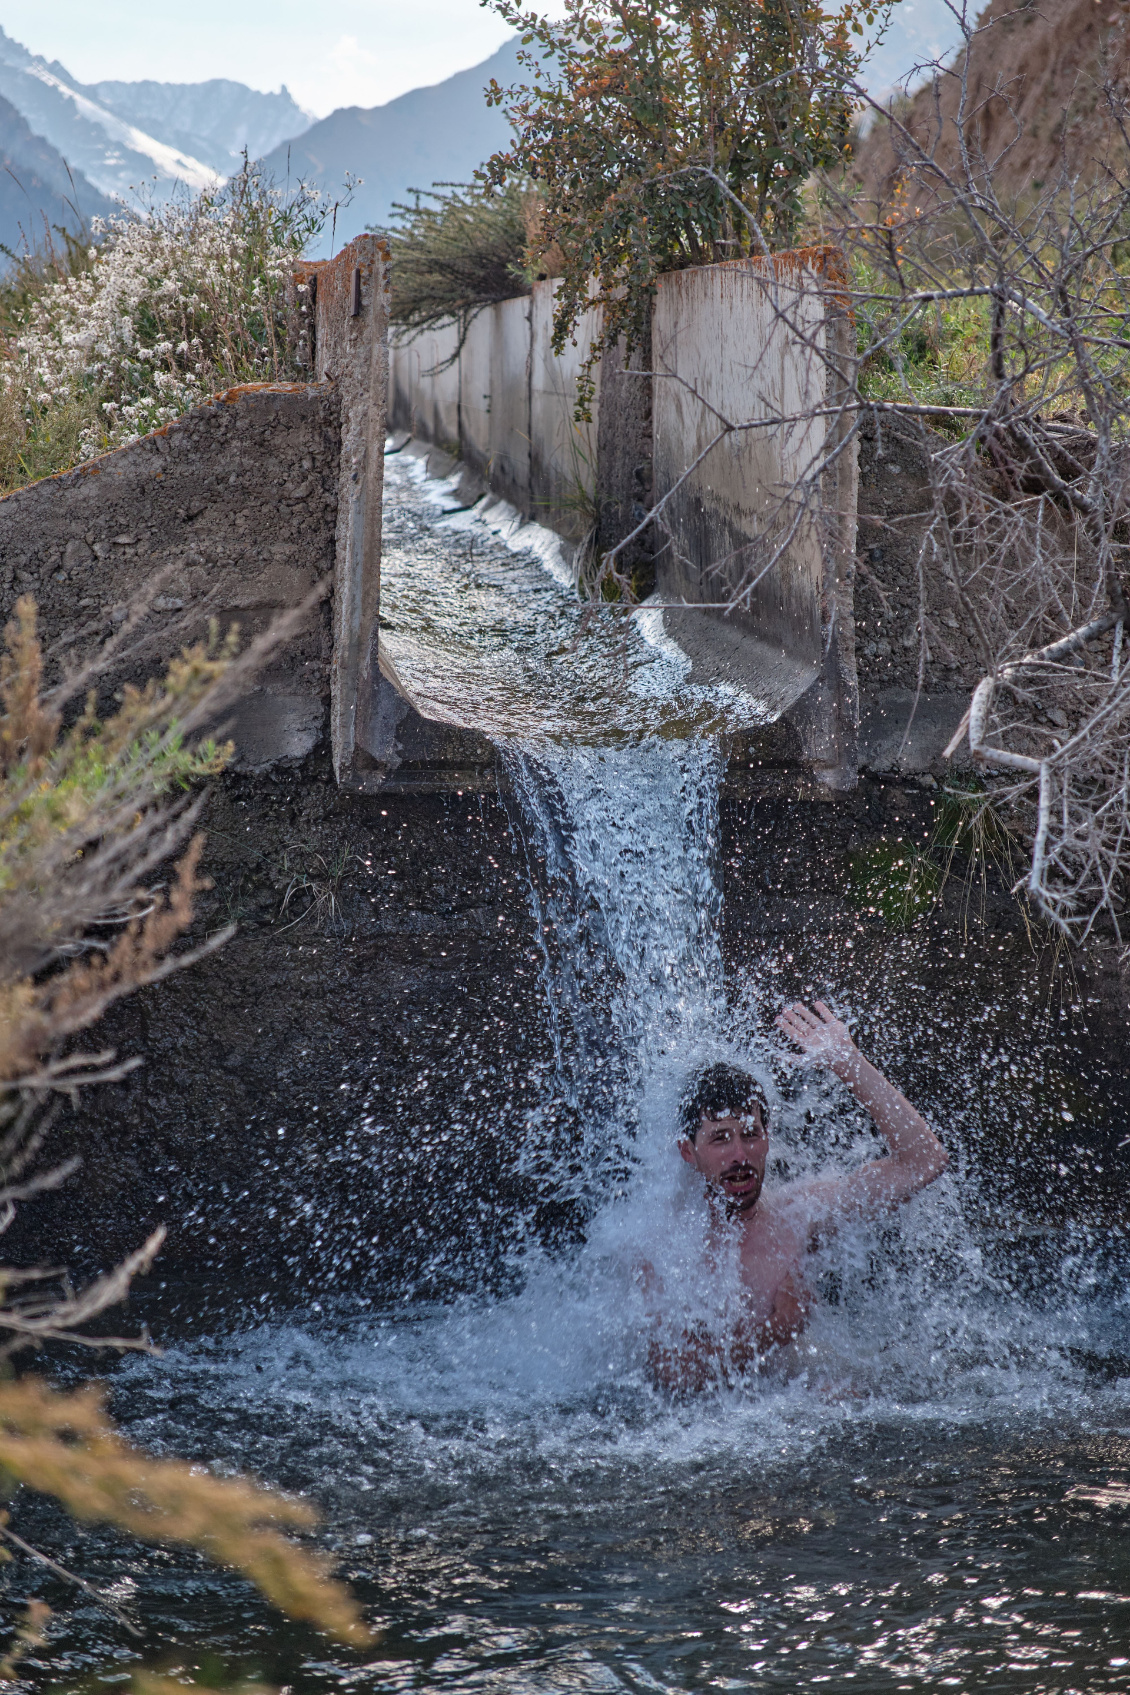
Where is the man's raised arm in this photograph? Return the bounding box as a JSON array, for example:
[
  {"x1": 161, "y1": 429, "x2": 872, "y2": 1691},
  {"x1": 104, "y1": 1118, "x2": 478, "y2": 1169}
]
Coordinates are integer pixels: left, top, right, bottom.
[{"x1": 775, "y1": 1001, "x2": 948, "y2": 1221}]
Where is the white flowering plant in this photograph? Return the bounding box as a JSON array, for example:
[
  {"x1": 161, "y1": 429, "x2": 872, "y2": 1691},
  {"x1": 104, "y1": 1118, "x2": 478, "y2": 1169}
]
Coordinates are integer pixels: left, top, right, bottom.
[{"x1": 0, "y1": 159, "x2": 330, "y2": 489}]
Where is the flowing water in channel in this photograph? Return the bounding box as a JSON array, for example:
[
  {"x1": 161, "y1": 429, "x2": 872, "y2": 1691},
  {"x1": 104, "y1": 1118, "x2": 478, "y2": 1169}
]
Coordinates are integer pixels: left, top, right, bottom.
[{"x1": 23, "y1": 451, "x2": 1130, "y2": 1692}]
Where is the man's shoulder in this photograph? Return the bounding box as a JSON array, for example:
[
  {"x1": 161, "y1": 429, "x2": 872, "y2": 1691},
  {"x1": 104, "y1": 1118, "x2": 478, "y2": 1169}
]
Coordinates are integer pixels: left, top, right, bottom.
[
  {"x1": 764, "y1": 1176, "x2": 824, "y2": 1211},
  {"x1": 762, "y1": 1174, "x2": 845, "y2": 1228}
]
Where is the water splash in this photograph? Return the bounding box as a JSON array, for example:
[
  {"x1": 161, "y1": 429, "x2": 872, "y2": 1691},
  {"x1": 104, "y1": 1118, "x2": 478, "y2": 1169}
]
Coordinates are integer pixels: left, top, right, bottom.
[
  {"x1": 369, "y1": 449, "x2": 1128, "y2": 1414},
  {"x1": 505, "y1": 738, "x2": 726, "y2": 1194},
  {"x1": 56, "y1": 444, "x2": 1130, "y2": 1695}
]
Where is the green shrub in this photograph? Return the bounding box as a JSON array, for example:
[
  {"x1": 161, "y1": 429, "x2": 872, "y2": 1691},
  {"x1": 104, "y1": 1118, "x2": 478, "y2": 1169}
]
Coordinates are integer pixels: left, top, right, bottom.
[
  {"x1": 384, "y1": 178, "x2": 535, "y2": 348},
  {"x1": 0, "y1": 159, "x2": 328, "y2": 494}
]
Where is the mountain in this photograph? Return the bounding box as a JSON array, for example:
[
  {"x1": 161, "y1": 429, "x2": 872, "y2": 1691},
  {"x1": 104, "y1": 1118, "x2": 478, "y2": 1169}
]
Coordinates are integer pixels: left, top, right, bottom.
[
  {"x1": 856, "y1": 0, "x2": 965, "y2": 102},
  {"x1": 254, "y1": 21, "x2": 968, "y2": 259},
  {"x1": 852, "y1": 0, "x2": 1130, "y2": 202},
  {"x1": 0, "y1": 27, "x2": 219, "y2": 206},
  {"x1": 0, "y1": 89, "x2": 114, "y2": 252},
  {"x1": 84, "y1": 79, "x2": 312, "y2": 178},
  {"x1": 259, "y1": 40, "x2": 521, "y2": 256},
  {"x1": 0, "y1": 26, "x2": 314, "y2": 222}
]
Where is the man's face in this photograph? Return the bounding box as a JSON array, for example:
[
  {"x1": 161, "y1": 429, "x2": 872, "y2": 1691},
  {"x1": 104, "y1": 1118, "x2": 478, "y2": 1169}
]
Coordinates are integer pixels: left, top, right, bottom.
[{"x1": 679, "y1": 1107, "x2": 768, "y2": 1212}]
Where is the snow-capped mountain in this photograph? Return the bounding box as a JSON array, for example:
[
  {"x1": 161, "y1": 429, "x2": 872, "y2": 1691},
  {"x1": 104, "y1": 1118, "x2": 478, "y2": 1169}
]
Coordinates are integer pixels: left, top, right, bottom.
[
  {"x1": 83, "y1": 78, "x2": 313, "y2": 178},
  {"x1": 0, "y1": 29, "x2": 219, "y2": 205},
  {"x1": 0, "y1": 26, "x2": 314, "y2": 220}
]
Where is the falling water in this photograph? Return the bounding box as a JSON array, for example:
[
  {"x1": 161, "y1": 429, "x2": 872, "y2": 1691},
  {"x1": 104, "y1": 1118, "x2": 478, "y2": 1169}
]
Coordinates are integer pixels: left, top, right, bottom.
[{"x1": 32, "y1": 448, "x2": 1130, "y2": 1692}]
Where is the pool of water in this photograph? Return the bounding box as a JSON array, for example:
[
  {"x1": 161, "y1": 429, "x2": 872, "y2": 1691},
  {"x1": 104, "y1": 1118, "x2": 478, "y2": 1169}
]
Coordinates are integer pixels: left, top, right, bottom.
[
  {"x1": 15, "y1": 449, "x2": 1130, "y2": 1692},
  {"x1": 25, "y1": 1282, "x2": 1130, "y2": 1692}
]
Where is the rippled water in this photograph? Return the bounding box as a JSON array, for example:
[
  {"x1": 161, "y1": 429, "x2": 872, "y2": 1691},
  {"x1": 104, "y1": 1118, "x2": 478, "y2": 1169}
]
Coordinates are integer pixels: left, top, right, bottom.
[
  {"x1": 19, "y1": 448, "x2": 1130, "y2": 1691},
  {"x1": 377, "y1": 452, "x2": 778, "y2": 743}
]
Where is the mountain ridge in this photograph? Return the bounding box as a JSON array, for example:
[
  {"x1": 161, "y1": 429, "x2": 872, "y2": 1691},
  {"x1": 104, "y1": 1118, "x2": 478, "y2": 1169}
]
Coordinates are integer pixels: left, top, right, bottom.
[
  {"x1": 0, "y1": 88, "x2": 114, "y2": 252},
  {"x1": 851, "y1": 0, "x2": 1130, "y2": 202},
  {"x1": 0, "y1": 26, "x2": 221, "y2": 205},
  {"x1": 260, "y1": 39, "x2": 520, "y2": 256}
]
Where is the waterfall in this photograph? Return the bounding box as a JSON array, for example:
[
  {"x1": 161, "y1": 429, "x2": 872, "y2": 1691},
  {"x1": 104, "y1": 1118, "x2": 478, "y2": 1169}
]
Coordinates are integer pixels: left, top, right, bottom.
[{"x1": 505, "y1": 738, "x2": 727, "y2": 1199}]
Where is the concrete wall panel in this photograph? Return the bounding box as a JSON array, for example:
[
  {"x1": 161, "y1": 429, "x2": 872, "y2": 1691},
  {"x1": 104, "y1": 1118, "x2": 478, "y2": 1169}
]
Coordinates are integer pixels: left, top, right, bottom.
[
  {"x1": 458, "y1": 311, "x2": 494, "y2": 485},
  {"x1": 312, "y1": 233, "x2": 391, "y2": 781},
  {"x1": 653, "y1": 258, "x2": 825, "y2": 656},
  {"x1": 390, "y1": 323, "x2": 460, "y2": 448},
  {"x1": 529, "y1": 280, "x2": 600, "y2": 540},
  {"x1": 488, "y1": 296, "x2": 531, "y2": 512},
  {"x1": 651, "y1": 252, "x2": 858, "y2": 776}
]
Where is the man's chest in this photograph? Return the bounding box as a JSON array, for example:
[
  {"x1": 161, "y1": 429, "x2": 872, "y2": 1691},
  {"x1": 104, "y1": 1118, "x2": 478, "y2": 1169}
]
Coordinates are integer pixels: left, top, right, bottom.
[{"x1": 735, "y1": 1211, "x2": 808, "y2": 1315}]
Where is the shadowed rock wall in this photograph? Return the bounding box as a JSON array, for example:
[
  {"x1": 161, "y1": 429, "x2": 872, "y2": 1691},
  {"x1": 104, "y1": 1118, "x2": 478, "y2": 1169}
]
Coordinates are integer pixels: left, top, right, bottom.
[{"x1": 0, "y1": 382, "x2": 339, "y2": 768}]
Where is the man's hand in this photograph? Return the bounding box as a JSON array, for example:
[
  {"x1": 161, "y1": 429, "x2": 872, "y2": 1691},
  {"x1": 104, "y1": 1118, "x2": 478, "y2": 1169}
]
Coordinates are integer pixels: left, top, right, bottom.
[
  {"x1": 774, "y1": 998, "x2": 949, "y2": 1223},
  {"x1": 775, "y1": 1000, "x2": 857, "y2": 1075}
]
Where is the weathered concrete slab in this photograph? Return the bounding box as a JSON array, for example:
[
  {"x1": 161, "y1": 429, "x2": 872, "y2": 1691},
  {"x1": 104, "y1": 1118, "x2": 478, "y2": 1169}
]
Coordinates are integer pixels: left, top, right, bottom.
[
  {"x1": 859, "y1": 689, "x2": 972, "y2": 774},
  {"x1": 595, "y1": 318, "x2": 653, "y2": 572},
  {"x1": 458, "y1": 309, "x2": 494, "y2": 489},
  {"x1": 529, "y1": 280, "x2": 600, "y2": 540},
  {"x1": 370, "y1": 664, "x2": 502, "y2": 792},
  {"x1": 651, "y1": 250, "x2": 858, "y2": 786},
  {"x1": 310, "y1": 232, "x2": 391, "y2": 784},
  {"x1": 391, "y1": 285, "x2": 604, "y2": 547}
]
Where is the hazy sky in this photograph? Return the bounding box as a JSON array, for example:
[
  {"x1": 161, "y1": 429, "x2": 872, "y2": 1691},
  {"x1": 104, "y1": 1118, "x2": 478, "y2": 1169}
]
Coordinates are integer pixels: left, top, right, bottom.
[
  {"x1": 0, "y1": 0, "x2": 517, "y2": 117},
  {"x1": 0, "y1": 0, "x2": 962, "y2": 121}
]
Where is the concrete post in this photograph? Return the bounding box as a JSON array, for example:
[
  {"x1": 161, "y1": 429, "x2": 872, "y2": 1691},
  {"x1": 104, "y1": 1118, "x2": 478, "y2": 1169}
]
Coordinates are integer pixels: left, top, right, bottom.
[{"x1": 312, "y1": 233, "x2": 391, "y2": 784}]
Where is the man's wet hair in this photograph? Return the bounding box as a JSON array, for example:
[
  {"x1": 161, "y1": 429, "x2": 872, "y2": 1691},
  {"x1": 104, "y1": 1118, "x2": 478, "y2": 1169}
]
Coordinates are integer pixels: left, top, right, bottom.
[{"x1": 679, "y1": 1063, "x2": 770, "y2": 1142}]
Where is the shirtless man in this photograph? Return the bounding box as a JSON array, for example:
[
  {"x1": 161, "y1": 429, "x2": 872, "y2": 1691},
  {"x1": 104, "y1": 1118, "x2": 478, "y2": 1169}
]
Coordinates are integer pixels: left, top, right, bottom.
[{"x1": 647, "y1": 1001, "x2": 949, "y2": 1391}]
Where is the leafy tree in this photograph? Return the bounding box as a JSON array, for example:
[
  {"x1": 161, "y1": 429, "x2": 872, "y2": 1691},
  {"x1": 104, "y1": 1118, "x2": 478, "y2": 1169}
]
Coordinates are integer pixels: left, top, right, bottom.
[{"x1": 480, "y1": 0, "x2": 875, "y2": 392}]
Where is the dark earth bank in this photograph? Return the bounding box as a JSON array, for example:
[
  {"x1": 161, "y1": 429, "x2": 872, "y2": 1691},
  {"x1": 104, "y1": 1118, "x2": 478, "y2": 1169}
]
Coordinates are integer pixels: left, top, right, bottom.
[{"x1": 11, "y1": 745, "x2": 1130, "y2": 1303}]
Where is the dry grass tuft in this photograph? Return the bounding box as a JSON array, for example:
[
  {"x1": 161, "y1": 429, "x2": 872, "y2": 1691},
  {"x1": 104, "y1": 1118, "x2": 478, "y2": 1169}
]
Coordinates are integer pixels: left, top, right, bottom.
[{"x1": 0, "y1": 1379, "x2": 371, "y2": 1645}]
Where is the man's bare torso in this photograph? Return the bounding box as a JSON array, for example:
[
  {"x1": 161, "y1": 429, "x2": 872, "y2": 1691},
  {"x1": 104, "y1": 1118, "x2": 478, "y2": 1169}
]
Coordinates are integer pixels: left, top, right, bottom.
[
  {"x1": 649, "y1": 1003, "x2": 949, "y2": 1391},
  {"x1": 723, "y1": 1192, "x2": 816, "y2": 1353}
]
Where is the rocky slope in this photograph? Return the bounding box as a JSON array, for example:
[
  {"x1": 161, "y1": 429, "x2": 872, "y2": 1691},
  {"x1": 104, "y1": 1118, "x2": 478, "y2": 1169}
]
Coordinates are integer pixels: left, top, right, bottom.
[
  {"x1": 852, "y1": 0, "x2": 1130, "y2": 202},
  {"x1": 0, "y1": 87, "x2": 113, "y2": 249}
]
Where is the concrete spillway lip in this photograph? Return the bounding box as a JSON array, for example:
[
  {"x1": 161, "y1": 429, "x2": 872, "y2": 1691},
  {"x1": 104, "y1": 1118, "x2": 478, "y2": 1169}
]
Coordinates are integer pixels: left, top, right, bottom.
[
  {"x1": 657, "y1": 606, "x2": 821, "y2": 725},
  {"x1": 388, "y1": 435, "x2": 822, "y2": 732}
]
